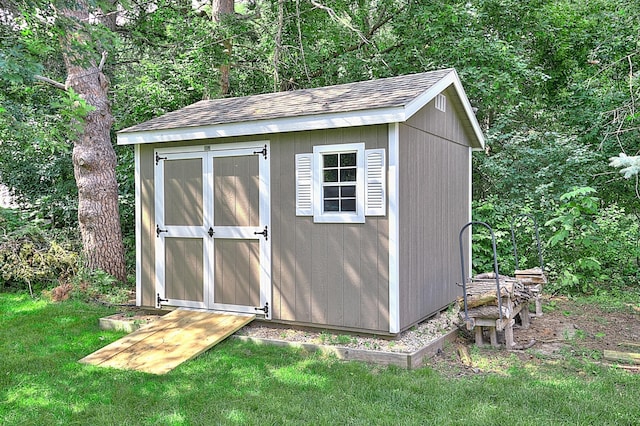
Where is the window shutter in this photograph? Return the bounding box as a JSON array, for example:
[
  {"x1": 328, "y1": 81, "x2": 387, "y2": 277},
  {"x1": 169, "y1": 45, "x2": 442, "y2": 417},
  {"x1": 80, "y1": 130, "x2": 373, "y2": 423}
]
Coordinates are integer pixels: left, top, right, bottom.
[
  {"x1": 295, "y1": 153, "x2": 313, "y2": 216},
  {"x1": 365, "y1": 149, "x2": 386, "y2": 216}
]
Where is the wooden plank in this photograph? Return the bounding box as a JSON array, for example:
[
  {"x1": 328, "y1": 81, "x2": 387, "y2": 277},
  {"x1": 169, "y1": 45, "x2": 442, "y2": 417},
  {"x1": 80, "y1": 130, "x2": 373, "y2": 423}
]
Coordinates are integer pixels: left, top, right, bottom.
[
  {"x1": 603, "y1": 350, "x2": 640, "y2": 365},
  {"x1": 80, "y1": 310, "x2": 255, "y2": 374},
  {"x1": 618, "y1": 342, "x2": 640, "y2": 349}
]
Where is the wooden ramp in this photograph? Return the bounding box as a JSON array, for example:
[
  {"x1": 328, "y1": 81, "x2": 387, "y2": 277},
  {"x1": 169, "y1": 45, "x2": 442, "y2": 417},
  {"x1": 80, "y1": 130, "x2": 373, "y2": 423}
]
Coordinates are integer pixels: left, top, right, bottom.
[{"x1": 80, "y1": 309, "x2": 255, "y2": 374}]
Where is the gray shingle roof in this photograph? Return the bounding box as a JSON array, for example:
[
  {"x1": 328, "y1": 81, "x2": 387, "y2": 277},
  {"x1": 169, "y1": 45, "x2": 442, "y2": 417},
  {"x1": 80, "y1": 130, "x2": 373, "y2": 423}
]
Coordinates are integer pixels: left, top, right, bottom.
[{"x1": 119, "y1": 69, "x2": 454, "y2": 134}]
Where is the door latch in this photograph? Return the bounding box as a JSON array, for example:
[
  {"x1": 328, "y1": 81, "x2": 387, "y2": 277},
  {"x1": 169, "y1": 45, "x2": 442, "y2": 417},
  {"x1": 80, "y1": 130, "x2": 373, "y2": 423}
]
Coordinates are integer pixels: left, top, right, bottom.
[
  {"x1": 254, "y1": 225, "x2": 268, "y2": 241},
  {"x1": 156, "y1": 225, "x2": 168, "y2": 237}
]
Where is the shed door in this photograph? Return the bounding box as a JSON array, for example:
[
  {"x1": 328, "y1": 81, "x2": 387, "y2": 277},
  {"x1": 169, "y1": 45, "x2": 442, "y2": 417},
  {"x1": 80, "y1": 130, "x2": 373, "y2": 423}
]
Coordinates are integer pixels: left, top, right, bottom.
[
  {"x1": 155, "y1": 152, "x2": 209, "y2": 309},
  {"x1": 210, "y1": 147, "x2": 271, "y2": 317},
  {"x1": 155, "y1": 144, "x2": 271, "y2": 318}
]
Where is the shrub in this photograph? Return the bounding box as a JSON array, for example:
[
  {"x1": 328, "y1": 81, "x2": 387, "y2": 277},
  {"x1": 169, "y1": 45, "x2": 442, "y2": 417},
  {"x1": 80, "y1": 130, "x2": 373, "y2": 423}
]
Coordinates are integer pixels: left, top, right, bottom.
[
  {"x1": 0, "y1": 225, "x2": 79, "y2": 295},
  {"x1": 545, "y1": 187, "x2": 640, "y2": 294}
]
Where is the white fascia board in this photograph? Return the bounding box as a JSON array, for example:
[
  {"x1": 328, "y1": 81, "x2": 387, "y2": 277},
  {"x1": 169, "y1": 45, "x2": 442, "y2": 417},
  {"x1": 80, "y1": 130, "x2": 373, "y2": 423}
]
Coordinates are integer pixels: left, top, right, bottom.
[
  {"x1": 117, "y1": 107, "x2": 407, "y2": 145},
  {"x1": 404, "y1": 69, "x2": 486, "y2": 149}
]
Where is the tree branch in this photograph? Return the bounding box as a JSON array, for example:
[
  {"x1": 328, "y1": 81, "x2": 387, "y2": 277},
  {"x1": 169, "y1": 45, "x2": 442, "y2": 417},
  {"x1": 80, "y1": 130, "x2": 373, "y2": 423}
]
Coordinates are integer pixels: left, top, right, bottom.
[
  {"x1": 99, "y1": 51, "x2": 108, "y2": 71},
  {"x1": 34, "y1": 74, "x2": 67, "y2": 91}
]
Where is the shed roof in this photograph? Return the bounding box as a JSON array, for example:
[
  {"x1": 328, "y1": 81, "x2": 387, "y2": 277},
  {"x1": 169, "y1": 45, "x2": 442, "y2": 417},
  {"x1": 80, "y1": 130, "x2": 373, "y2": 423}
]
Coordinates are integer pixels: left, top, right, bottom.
[{"x1": 117, "y1": 68, "x2": 484, "y2": 148}]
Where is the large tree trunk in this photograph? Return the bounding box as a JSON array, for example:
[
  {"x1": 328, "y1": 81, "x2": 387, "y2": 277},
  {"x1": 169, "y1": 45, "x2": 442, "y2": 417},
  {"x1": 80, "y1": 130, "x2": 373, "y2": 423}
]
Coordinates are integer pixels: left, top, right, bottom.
[
  {"x1": 212, "y1": 0, "x2": 234, "y2": 96},
  {"x1": 60, "y1": 3, "x2": 127, "y2": 282},
  {"x1": 66, "y1": 66, "x2": 127, "y2": 283}
]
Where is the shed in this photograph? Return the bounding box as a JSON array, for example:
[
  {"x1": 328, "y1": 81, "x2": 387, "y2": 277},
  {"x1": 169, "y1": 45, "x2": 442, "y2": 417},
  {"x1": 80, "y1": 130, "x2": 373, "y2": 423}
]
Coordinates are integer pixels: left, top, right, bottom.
[{"x1": 117, "y1": 68, "x2": 485, "y2": 335}]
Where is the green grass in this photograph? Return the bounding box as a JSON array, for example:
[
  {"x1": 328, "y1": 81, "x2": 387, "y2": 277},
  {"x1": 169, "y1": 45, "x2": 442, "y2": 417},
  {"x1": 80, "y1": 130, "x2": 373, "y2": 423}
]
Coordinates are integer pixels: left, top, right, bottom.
[{"x1": 1, "y1": 293, "x2": 639, "y2": 425}]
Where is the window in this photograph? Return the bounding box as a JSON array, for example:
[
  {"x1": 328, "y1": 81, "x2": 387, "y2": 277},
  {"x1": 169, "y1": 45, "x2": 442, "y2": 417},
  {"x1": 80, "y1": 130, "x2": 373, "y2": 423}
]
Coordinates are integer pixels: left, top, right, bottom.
[
  {"x1": 296, "y1": 143, "x2": 386, "y2": 223},
  {"x1": 321, "y1": 152, "x2": 357, "y2": 212}
]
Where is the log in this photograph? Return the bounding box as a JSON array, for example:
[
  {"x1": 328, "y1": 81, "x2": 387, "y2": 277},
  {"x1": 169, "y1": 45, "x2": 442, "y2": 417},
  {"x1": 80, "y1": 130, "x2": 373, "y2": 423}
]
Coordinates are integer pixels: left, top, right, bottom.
[
  {"x1": 603, "y1": 350, "x2": 640, "y2": 365},
  {"x1": 457, "y1": 344, "x2": 472, "y2": 366}
]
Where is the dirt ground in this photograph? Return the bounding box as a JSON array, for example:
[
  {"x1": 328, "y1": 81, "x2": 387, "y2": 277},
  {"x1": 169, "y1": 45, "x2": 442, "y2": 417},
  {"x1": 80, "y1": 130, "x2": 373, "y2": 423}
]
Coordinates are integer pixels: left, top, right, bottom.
[{"x1": 430, "y1": 295, "x2": 640, "y2": 374}]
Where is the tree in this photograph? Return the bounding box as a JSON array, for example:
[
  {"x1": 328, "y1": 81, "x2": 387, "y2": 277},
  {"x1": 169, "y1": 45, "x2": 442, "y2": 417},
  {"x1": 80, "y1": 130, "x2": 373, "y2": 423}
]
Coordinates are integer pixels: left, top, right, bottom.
[{"x1": 1, "y1": 1, "x2": 126, "y2": 282}]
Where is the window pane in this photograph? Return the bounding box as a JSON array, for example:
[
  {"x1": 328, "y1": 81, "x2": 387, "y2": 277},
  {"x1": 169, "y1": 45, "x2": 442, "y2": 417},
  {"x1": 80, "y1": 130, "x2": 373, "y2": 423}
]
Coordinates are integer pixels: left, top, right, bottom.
[
  {"x1": 324, "y1": 186, "x2": 339, "y2": 198},
  {"x1": 340, "y1": 168, "x2": 356, "y2": 182},
  {"x1": 324, "y1": 169, "x2": 338, "y2": 182},
  {"x1": 340, "y1": 152, "x2": 356, "y2": 167},
  {"x1": 323, "y1": 154, "x2": 338, "y2": 168},
  {"x1": 324, "y1": 200, "x2": 340, "y2": 211},
  {"x1": 341, "y1": 186, "x2": 356, "y2": 197},
  {"x1": 341, "y1": 199, "x2": 356, "y2": 211}
]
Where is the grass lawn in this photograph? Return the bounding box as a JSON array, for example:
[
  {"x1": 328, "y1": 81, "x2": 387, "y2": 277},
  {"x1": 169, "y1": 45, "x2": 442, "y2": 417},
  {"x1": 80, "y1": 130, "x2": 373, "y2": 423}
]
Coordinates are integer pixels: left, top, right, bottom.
[{"x1": 1, "y1": 292, "x2": 639, "y2": 425}]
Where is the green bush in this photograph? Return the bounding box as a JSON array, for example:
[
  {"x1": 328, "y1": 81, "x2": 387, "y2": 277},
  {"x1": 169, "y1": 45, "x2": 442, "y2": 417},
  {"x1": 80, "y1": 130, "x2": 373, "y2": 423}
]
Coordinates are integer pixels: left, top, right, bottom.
[
  {"x1": 545, "y1": 187, "x2": 640, "y2": 294},
  {"x1": 0, "y1": 227, "x2": 79, "y2": 294}
]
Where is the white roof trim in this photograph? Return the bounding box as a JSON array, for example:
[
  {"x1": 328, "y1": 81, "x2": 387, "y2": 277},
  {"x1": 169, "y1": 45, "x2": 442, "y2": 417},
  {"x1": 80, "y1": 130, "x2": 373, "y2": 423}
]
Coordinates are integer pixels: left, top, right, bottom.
[
  {"x1": 117, "y1": 107, "x2": 406, "y2": 145},
  {"x1": 405, "y1": 69, "x2": 485, "y2": 148},
  {"x1": 117, "y1": 70, "x2": 485, "y2": 148}
]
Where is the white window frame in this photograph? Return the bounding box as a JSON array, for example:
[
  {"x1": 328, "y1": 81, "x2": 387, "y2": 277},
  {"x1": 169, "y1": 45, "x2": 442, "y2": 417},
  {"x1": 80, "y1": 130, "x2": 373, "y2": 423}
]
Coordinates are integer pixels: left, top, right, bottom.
[{"x1": 313, "y1": 143, "x2": 365, "y2": 223}]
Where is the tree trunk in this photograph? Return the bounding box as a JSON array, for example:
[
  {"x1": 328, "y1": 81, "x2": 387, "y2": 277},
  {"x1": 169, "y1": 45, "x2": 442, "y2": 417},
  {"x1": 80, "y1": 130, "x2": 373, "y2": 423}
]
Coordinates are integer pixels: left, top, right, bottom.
[
  {"x1": 66, "y1": 65, "x2": 127, "y2": 283},
  {"x1": 60, "y1": 3, "x2": 127, "y2": 283},
  {"x1": 212, "y1": 0, "x2": 234, "y2": 96}
]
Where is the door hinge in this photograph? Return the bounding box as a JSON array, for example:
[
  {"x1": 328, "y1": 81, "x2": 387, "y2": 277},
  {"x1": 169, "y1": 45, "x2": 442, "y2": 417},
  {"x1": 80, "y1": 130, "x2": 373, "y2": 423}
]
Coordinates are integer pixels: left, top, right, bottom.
[
  {"x1": 255, "y1": 302, "x2": 269, "y2": 316},
  {"x1": 253, "y1": 144, "x2": 268, "y2": 160},
  {"x1": 254, "y1": 225, "x2": 268, "y2": 241},
  {"x1": 156, "y1": 224, "x2": 168, "y2": 237},
  {"x1": 155, "y1": 152, "x2": 167, "y2": 165},
  {"x1": 157, "y1": 293, "x2": 168, "y2": 306}
]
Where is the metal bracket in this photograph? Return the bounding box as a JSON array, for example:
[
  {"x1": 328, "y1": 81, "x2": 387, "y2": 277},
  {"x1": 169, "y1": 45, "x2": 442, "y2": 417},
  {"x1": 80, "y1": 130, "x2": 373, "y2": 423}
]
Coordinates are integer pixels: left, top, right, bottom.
[
  {"x1": 253, "y1": 144, "x2": 268, "y2": 160},
  {"x1": 156, "y1": 224, "x2": 168, "y2": 237},
  {"x1": 254, "y1": 225, "x2": 268, "y2": 241},
  {"x1": 157, "y1": 293, "x2": 168, "y2": 306},
  {"x1": 155, "y1": 152, "x2": 167, "y2": 165},
  {"x1": 255, "y1": 302, "x2": 269, "y2": 316}
]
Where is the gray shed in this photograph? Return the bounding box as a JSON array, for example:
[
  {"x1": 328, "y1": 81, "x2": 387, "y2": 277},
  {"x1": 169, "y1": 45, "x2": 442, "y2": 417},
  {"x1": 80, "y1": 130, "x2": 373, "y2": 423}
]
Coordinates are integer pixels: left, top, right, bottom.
[{"x1": 117, "y1": 68, "x2": 484, "y2": 335}]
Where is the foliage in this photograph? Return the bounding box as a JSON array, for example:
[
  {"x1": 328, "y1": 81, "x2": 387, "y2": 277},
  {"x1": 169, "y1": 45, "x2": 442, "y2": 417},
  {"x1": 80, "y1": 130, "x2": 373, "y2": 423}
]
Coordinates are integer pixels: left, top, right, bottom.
[
  {"x1": 0, "y1": 223, "x2": 79, "y2": 293},
  {"x1": 2, "y1": 0, "x2": 640, "y2": 293},
  {"x1": 545, "y1": 187, "x2": 640, "y2": 294}
]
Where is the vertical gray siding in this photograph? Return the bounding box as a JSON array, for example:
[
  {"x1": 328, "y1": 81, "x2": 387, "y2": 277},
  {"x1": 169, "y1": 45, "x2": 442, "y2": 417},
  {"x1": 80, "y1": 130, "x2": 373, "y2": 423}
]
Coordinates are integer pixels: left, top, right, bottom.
[
  {"x1": 137, "y1": 130, "x2": 390, "y2": 333},
  {"x1": 397, "y1": 91, "x2": 472, "y2": 331},
  {"x1": 270, "y1": 125, "x2": 390, "y2": 333}
]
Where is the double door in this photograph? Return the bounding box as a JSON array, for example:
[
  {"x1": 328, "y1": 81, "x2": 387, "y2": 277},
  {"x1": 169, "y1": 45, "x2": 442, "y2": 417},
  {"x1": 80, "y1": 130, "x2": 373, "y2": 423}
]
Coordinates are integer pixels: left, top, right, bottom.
[{"x1": 154, "y1": 142, "x2": 271, "y2": 318}]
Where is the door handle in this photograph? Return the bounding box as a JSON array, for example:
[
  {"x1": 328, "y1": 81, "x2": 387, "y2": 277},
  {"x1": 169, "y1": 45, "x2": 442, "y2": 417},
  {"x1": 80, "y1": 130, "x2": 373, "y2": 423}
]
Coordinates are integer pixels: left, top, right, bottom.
[{"x1": 208, "y1": 227, "x2": 214, "y2": 237}]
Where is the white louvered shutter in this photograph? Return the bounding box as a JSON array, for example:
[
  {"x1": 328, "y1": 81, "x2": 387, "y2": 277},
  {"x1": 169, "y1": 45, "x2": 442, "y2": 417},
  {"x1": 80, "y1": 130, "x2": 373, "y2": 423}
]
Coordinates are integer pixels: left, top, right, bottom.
[
  {"x1": 365, "y1": 148, "x2": 386, "y2": 216},
  {"x1": 295, "y1": 153, "x2": 314, "y2": 216}
]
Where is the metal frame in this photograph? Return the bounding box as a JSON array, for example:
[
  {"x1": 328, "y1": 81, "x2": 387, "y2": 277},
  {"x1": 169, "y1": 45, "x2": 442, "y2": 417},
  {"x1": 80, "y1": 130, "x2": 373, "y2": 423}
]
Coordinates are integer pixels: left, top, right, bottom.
[
  {"x1": 459, "y1": 221, "x2": 503, "y2": 323},
  {"x1": 510, "y1": 214, "x2": 544, "y2": 272}
]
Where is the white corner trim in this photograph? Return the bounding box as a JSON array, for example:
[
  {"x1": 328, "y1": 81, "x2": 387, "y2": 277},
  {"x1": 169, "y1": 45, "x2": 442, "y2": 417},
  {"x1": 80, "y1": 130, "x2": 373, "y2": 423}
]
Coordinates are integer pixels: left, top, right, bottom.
[
  {"x1": 388, "y1": 123, "x2": 400, "y2": 334},
  {"x1": 134, "y1": 144, "x2": 142, "y2": 307},
  {"x1": 468, "y1": 147, "x2": 473, "y2": 281}
]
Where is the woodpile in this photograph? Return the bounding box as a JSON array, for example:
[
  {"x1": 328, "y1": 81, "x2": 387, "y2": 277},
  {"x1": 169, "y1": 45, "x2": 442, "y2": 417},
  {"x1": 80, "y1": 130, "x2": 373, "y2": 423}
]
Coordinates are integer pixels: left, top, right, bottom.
[
  {"x1": 515, "y1": 267, "x2": 547, "y2": 316},
  {"x1": 458, "y1": 272, "x2": 541, "y2": 349}
]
